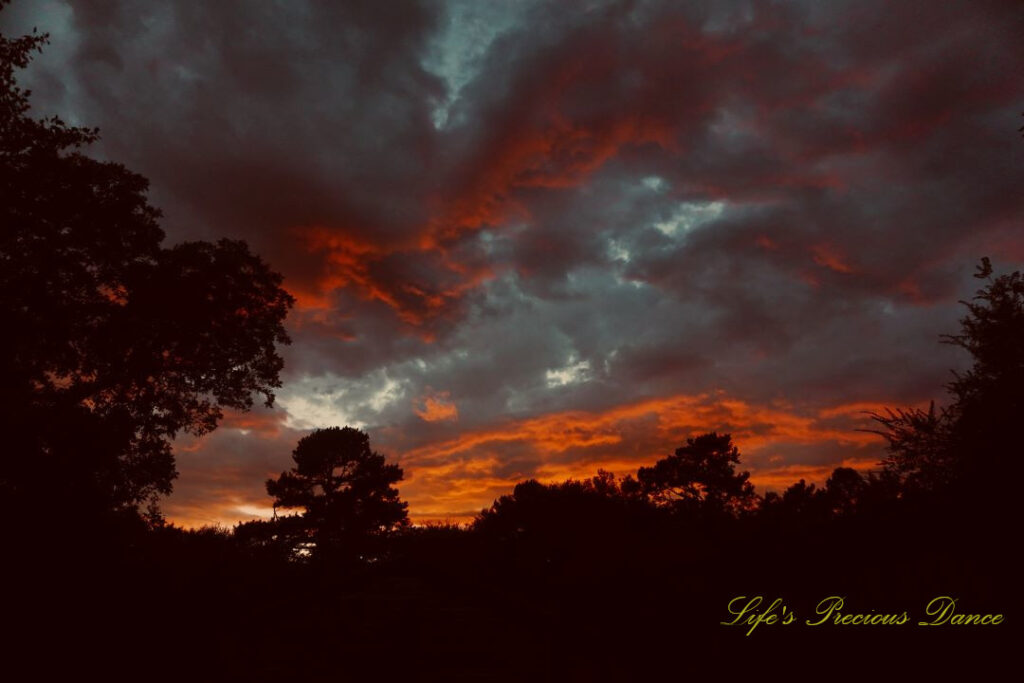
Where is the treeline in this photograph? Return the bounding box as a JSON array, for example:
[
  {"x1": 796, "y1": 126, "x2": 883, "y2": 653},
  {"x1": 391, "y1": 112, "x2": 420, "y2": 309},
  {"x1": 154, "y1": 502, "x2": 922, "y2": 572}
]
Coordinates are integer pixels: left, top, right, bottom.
[{"x1": 227, "y1": 429, "x2": 902, "y2": 564}]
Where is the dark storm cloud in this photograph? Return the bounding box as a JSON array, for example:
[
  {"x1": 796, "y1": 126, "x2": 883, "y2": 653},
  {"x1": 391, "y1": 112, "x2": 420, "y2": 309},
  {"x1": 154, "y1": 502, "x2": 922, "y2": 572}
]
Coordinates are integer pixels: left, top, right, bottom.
[
  {"x1": 4, "y1": 0, "x2": 1021, "y2": 524},
  {"x1": 5, "y1": 0, "x2": 449, "y2": 325}
]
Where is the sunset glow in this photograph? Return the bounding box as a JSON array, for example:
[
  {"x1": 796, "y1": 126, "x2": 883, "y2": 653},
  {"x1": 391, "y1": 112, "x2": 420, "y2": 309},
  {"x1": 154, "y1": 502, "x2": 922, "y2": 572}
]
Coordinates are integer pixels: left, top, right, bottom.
[{"x1": 5, "y1": 0, "x2": 1018, "y2": 529}]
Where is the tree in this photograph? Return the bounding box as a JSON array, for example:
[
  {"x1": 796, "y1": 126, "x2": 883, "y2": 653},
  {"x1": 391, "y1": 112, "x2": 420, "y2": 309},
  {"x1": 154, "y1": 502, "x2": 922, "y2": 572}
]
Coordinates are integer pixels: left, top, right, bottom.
[
  {"x1": 265, "y1": 427, "x2": 409, "y2": 561},
  {"x1": 634, "y1": 432, "x2": 757, "y2": 517},
  {"x1": 870, "y1": 258, "x2": 1024, "y2": 512},
  {"x1": 866, "y1": 401, "x2": 957, "y2": 495},
  {"x1": 822, "y1": 467, "x2": 865, "y2": 517},
  {"x1": 760, "y1": 479, "x2": 826, "y2": 520},
  {"x1": 474, "y1": 471, "x2": 632, "y2": 541},
  {"x1": 0, "y1": 11, "x2": 294, "y2": 523},
  {"x1": 472, "y1": 473, "x2": 650, "y2": 584}
]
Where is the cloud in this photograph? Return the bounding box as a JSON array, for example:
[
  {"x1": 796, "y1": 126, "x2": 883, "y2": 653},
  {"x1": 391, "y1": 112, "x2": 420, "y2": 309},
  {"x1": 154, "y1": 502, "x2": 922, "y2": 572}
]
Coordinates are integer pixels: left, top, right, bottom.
[
  {"x1": 4, "y1": 0, "x2": 1021, "y2": 525},
  {"x1": 414, "y1": 389, "x2": 459, "y2": 422},
  {"x1": 392, "y1": 390, "x2": 900, "y2": 521}
]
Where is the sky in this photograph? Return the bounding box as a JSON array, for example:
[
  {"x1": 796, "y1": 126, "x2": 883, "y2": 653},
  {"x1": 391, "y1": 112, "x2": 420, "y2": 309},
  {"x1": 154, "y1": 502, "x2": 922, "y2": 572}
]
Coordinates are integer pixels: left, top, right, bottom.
[{"x1": 3, "y1": 0, "x2": 1022, "y2": 527}]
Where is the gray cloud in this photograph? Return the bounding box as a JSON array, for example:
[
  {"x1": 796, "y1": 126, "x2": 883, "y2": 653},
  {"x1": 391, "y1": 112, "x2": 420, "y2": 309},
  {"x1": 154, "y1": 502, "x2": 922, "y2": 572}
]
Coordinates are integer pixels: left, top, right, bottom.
[{"x1": 4, "y1": 0, "x2": 1021, "y2": 524}]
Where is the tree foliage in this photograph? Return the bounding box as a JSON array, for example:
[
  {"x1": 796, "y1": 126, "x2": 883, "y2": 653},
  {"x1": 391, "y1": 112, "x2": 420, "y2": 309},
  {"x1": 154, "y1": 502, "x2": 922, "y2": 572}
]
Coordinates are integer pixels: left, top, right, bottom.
[
  {"x1": 870, "y1": 258, "x2": 1024, "y2": 509},
  {"x1": 0, "y1": 12, "x2": 294, "y2": 520},
  {"x1": 633, "y1": 432, "x2": 757, "y2": 516},
  {"x1": 474, "y1": 470, "x2": 635, "y2": 538},
  {"x1": 265, "y1": 427, "x2": 409, "y2": 560}
]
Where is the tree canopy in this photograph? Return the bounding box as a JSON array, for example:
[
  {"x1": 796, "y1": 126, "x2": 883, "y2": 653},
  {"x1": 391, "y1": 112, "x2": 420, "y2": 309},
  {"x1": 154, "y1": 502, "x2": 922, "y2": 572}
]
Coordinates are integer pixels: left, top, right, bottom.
[
  {"x1": 631, "y1": 432, "x2": 757, "y2": 517},
  {"x1": 0, "y1": 14, "x2": 294, "y2": 522},
  {"x1": 870, "y1": 258, "x2": 1024, "y2": 512},
  {"x1": 265, "y1": 427, "x2": 409, "y2": 561}
]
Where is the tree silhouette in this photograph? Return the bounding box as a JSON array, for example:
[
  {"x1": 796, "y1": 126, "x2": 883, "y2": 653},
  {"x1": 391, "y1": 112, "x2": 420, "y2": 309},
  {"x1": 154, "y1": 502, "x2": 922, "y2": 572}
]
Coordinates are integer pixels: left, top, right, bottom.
[
  {"x1": 822, "y1": 467, "x2": 865, "y2": 517},
  {"x1": 474, "y1": 471, "x2": 635, "y2": 541},
  {"x1": 870, "y1": 258, "x2": 1024, "y2": 511},
  {"x1": 761, "y1": 478, "x2": 827, "y2": 520},
  {"x1": 265, "y1": 427, "x2": 409, "y2": 561},
  {"x1": 634, "y1": 432, "x2": 757, "y2": 517},
  {"x1": 866, "y1": 401, "x2": 956, "y2": 495},
  {"x1": 472, "y1": 472, "x2": 654, "y2": 585},
  {"x1": 0, "y1": 14, "x2": 294, "y2": 522}
]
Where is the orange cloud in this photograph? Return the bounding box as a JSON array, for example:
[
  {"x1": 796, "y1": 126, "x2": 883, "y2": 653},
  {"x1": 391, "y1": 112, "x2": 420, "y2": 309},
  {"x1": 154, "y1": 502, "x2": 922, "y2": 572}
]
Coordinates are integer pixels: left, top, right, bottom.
[
  {"x1": 219, "y1": 407, "x2": 288, "y2": 436},
  {"x1": 290, "y1": 224, "x2": 496, "y2": 332},
  {"x1": 423, "y1": 115, "x2": 675, "y2": 250},
  {"x1": 395, "y1": 391, "x2": 888, "y2": 517},
  {"x1": 403, "y1": 392, "x2": 877, "y2": 466},
  {"x1": 747, "y1": 457, "x2": 881, "y2": 491},
  {"x1": 163, "y1": 494, "x2": 278, "y2": 530},
  {"x1": 414, "y1": 390, "x2": 459, "y2": 422}
]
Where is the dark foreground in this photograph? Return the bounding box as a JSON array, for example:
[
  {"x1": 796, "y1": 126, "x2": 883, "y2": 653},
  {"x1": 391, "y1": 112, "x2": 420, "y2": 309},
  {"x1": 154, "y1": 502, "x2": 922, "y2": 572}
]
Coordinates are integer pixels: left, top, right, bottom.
[{"x1": 7, "y1": 501, "x2": 1017, "y2": 682}]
